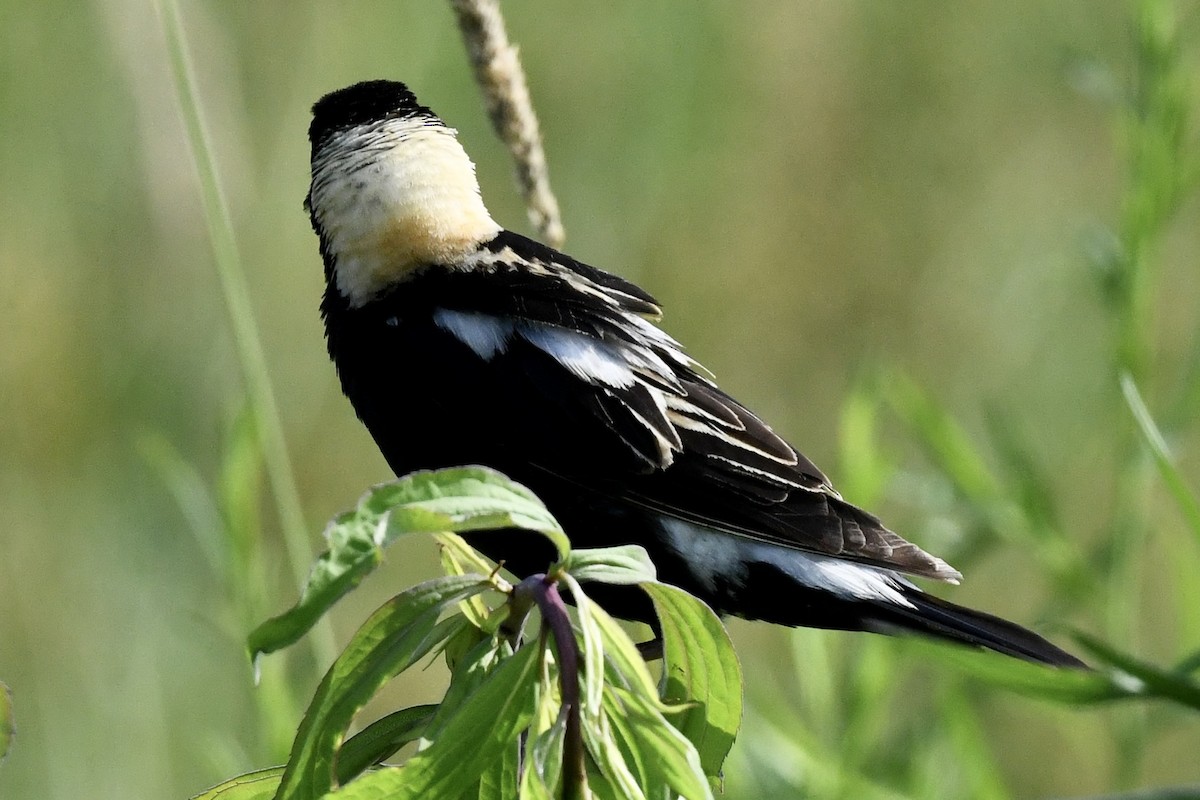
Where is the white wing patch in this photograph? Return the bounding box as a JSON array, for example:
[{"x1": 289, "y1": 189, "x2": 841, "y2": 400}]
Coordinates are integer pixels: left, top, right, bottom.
[
  {"x1": 435, "y1": 310, "x2": 641, "y2": 390},
  {"x1": 518, "y1": 324, "x2": 637, "y2": 388},
  {"x1": 433, "y1": 308, "x2": 515, "y2": 359},
  {"x1": 658, "y1": 517, "x2": 916, "y2": 608}
]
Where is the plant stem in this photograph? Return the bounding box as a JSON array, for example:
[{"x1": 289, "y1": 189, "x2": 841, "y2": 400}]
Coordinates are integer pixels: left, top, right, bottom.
[
  {"x1": 449, "y1": 0, "x2": 565, "y2": 247},
  {"x1": 157, "y1": 0, "x2": 338, "y2": 669},
  {"x1": 521, "y1": 574, "x2": 586, "y2": 799}
]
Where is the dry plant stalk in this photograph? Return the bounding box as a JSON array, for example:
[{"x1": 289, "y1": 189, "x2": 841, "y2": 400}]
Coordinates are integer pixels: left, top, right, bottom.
[{"x1": 450, "y1": 0, "x2": 565, "y2": 247}]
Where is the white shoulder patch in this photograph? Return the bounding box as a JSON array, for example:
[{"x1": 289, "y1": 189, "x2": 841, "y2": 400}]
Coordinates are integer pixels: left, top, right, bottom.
[
  {"x1": 519, "y1": 323, "x2": 637, "y2": 388},
  {"x1": 433, "y1": 308, "x2": 515, "y2": 360},
  {"x1": 658, "y1": 517, "x2": 916, "y2": 608}
]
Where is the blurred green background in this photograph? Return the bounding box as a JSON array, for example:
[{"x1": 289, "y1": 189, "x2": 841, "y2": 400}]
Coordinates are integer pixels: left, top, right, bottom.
[{"x1": 2, "y1": 1, "x2": 1198, "y2": 798}]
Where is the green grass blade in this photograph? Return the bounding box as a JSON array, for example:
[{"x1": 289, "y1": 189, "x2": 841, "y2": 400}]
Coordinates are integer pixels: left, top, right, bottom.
[
  {"x1": 1120, "y1": 373, "x2": 1200, "y2": 544},
  {"x1": 883, "y1": 370, "x2": 1002, "y2": 506},
  {"x1": 1076, "y1": 633, "x2": 1200, "y2": 711},
  {"x1": 156, "y1": 0, "x2": 338, "y2": 668},
  {"x1": 905, "y1": 639, "x2": 1124, "y2": 704}
]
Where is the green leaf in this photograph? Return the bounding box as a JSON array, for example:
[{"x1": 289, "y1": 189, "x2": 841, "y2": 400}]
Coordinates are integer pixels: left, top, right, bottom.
[
  {"x1": 644, "y1": 582, "x2": 743, "y2": 779},
  {"x1": 907, "y1": 639, "x2": 1125, "y2": 704},
  {"x1": 604, "y1": 686, "x2": 713, "y2": 800},
  {"x1": 323, "y1": 643, "x2": 540, "y2": 799},
  {"x1": 437, "y1": 533, "x2": 503, "y2": 628},
  {"x1": 420, "y1": 637, "x2": 514, "y2": 749},
  {"x1": 275, "y1": 575, "x2": 488, "y2": 800},
  {"x1": 1121, "y1": 373, "x2": 1200, "y2": 545},
  {"x1": 557, "y1": 573, "x2": 605, "y2": 717},
  {"x1": 217, "y1": 399, "x2": 266, "y2": 581},
  {"x1": 249, "y1": 467, "x2": 564, "y2": 658},
  {"x1": 440, "y1": 619, "x2": 492, "y2": 674},
  {"x1": 475, "y1": 728, "x2": 520, "y2": 800},
  {"x1": 588, "y1": 600, "x2": 664, "y2": 708},
  {"x1": 582, "y1": 707, "x2": 646, "y2": 800},
  {"x1": 519, "y1": 654, "x2": 567, "y2": 799},
  {"x1": 520, "y1": 717, "x2": 567, "y2": 800},
  {"x1": 335, "y1": 705, "x2": 437, "y2": 784},
  {"x1": 0, "y1": 681, "x2": 13, "y2": 766},
  {"x1": 837, "y1": 374, "x2": 894, "y2": 507},
  {"x1": 191, "y1": 767, "x2": 287, "y2": 800},
  {"x1": 1076, "y1": 633, "x2": 1200, "y2": 710},
  {"x1": 883, "y1": 370, "x2": 1002, "y2": 506},
  {"x1": 560, "y1": 545, "x2": 657, "y2": 585}
]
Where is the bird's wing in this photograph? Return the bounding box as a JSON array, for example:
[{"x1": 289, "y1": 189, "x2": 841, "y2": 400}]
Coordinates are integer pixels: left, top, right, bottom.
[{"x1": 430, "y1": 232, "x2": 961, "y2": 583}]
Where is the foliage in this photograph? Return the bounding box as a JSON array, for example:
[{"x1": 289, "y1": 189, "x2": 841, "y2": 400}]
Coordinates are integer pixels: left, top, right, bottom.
[{"x1": 193, "y1": 467, "x2": 742, "y2": 800}]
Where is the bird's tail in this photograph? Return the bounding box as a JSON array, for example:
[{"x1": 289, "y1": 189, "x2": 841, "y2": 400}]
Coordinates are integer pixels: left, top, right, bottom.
[{"x1": 867, "y1": 588, "x2": 1085, "y2": 668}]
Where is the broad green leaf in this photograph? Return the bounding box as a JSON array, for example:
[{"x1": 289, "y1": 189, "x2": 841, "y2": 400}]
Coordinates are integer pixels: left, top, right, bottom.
[
  {"x1": 605, "y1": 686, "x2": 713, "y2": 800},
  {"x1": 582, "y1": 707, "x2": 646, "y2": 800},
  {"x1": 419, "y1": 637, "x2": 514, "y2": 750},
  {"x1": 250, "y1": 467, "x2": 564, "y2": 658},
  {"x1": 0, "y1": 681, "x2": 12, "y2": 765},
  {"x1": 582, "y1": 756, "x2": 625, "y2": 800},
  {"x1": 604, "y1": 686, "x2": 672, "y2": 796},
  {"x1": 191, "y1": 767, "x2": 287, "y2": 800},
  {"x1": 520, "y1": 717, "x2": 567, "y2": 800},
  {"x1": 248, "y1": 511, "x2": 378, "y2": 659},
  {"x1": 475, "y1": 731, "x2": 520, "y2": 800},
  {"x1": 440, "y1": 619, "x2": 491, "y2": 674},
  {"x1": 561, "y1": 545, "x2": 657, "y2": 586},
  {"x1": 644, "y1": 582, "x2": 742, "y2": 779},
  {"x1": 276, "y1": 575, "x2": 487, "y2": 800},
  {"x1": 436, "y1": 532, "x2": 503, "y2": 577},
  {"x1": 324, "y1": 643, "x2": 540, "y2": 799},
  {"x1": 588, "y1": 600, "x2": 664, "y2": 707},
  {"x1": 335, "y1": 705, "x2": 437, "y2": 784},
  {"x1": 437, "y1": 533, "x2": 502, "y2": 627}
]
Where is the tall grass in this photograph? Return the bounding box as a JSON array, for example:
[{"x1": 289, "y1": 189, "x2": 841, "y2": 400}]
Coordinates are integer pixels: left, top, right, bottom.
[
  {"x1": 154, "y1": 0, "x2": 338, "y2": 763},
  {"x1": 728, "y1": 1, "x2": 1199, "y2": 797}
]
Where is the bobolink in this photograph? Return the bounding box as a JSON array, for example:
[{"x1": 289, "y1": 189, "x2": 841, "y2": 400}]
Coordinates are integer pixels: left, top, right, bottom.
[{"x1": 306, "y1": 79, "x2": 1081, "y2": 667}]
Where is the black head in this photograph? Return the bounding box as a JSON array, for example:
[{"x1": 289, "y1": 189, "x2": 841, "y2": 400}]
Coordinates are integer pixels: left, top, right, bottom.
[{"x1": 308, "y1": 80, "x2": 439, "y2": 156}]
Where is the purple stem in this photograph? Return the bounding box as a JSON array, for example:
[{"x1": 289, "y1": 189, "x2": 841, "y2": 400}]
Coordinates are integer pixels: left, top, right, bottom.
[{"x1": 514, "y1": 574, "x2": 586, "y2": 798}]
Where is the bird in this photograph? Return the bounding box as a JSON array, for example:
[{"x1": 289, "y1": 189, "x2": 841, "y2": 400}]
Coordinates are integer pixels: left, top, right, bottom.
[{"x1": 305, "y1": 79, "x2": 1083, "y2": 668}]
